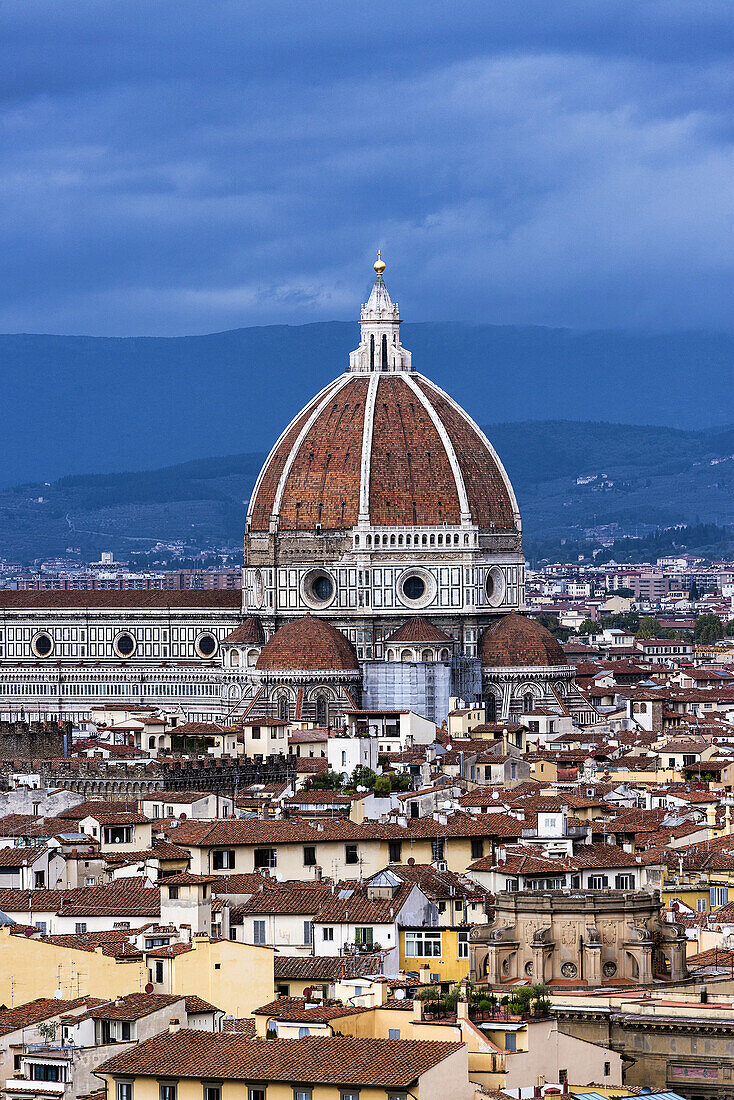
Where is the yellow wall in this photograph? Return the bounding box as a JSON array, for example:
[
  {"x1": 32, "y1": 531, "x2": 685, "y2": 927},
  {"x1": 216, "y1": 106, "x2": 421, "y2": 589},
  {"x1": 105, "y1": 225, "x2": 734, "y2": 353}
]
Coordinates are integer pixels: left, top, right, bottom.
[
  {"x1": 99, "y1": 1077, "x2": 409, "y2": 1100},
  {"x1": 166, "y1": 937, "x2": 273, "y2": 1018},
  {"x1": 398, "y1": 929, "x2": 470, "y2": 982},
  {"x1": 0, "y1": 929, "x2": 273, "y2": 1019},
  {"x1": 0, "y1": 927, "x2": 147, "y2": 1006}
]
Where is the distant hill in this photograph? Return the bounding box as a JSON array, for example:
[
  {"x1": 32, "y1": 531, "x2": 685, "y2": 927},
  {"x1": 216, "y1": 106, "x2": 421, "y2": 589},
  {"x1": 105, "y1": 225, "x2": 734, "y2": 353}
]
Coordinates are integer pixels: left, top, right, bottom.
[
  {"x1": 2, "y1": 420, "x2": 732, "y2": 564},
  {"x1": 1, "y1": 322, "x2": 733, "y2": 487}
]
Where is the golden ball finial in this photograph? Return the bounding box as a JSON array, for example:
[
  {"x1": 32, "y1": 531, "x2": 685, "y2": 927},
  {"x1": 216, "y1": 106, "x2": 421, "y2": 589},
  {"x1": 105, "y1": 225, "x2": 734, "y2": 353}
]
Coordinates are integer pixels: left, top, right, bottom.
[{"x1": 373, "y1": 249, "x2": 386, "y2": 276}]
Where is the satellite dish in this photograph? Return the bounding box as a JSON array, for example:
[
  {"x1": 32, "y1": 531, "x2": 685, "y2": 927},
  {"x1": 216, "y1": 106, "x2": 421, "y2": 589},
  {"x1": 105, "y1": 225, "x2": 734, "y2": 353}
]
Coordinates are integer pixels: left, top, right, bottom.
[
  {"x1": 145, "y1": 982, "x2": 154, "y2": 994},
  {"x1": 24, "y1": 927, "x2": 34, "y2": 938},
  {"x1": 54, "y1": 989, "x2": 63, "y2": 999},
  {"x1": 180, "y1": 812, "x2": 187, "y2": 821},
  {"x1": 443, "y1": 800, "x2": 452, "y2": 810},
  {"x1": 407, "y1": 857, "x2": 415, "y2": 866},
  {"x1": 492, "y1": 791, "x2": 499, "y2": 800},
  {"x1": 394, "y1": 988, "x2": 406, "y2": 1000}
]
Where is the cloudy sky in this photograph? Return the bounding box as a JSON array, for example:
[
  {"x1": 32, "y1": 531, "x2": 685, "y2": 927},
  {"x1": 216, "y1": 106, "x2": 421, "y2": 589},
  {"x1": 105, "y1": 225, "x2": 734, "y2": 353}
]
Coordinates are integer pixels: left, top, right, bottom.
[{"x1": 1, "y1": 1, "x2": 732, "y2": 335}]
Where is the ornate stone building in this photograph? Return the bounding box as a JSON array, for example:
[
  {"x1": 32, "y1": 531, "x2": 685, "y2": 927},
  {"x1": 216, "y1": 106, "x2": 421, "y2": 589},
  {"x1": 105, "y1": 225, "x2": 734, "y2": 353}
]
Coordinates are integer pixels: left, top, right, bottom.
[
  {"x1": 0, "y1": 258, "x2": 593, "y2": 729},
  {"x1": 470, "y1": 889, "x2": 687, "y2": 987}
]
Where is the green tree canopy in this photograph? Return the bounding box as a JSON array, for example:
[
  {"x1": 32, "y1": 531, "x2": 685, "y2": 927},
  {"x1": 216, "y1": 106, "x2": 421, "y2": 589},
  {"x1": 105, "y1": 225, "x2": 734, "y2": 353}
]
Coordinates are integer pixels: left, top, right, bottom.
[
  {"x1": 637, "y1": 615, "x2": 663, "y2": 639},
  {"x1": 695, "y1": 613, "x2": 724, "y2": 644}
]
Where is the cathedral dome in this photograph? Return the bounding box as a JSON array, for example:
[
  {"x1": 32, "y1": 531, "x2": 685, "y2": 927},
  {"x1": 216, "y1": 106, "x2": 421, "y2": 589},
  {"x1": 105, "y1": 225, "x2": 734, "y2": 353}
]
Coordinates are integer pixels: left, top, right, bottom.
[
  {"x1": 255, "y1": 615, "x2": 359, "y2": 673},
  {"x1": 246, "y1": 262, "x2": 520, "y2": 535},
  {"x1": 479, "y1": 612, "x2": 567, "y2": 668}
]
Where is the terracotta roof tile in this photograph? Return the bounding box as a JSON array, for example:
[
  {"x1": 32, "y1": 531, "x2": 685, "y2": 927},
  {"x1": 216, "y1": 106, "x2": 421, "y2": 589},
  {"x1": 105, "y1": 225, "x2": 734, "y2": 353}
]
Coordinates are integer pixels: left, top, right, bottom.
[
  {"x1": 98, "y1": 1030, "x2": 461, "y2": 1087},
  {"x1": 256, "y1": 616, "x2": 359, "y2": 673},
  {"x1": 480, "y1": 613, "x2": 567, "y2": 668}
]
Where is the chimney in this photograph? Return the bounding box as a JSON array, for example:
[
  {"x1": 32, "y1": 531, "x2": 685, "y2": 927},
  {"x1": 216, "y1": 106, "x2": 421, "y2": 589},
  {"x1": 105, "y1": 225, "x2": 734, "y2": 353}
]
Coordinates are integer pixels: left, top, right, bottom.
[
  {"x1": 457, "y1": 999, "x2": 468, "y2": 1021},
  {"x1": 168, "y1": 1019, "x2": 180, "y2": 1033},
  {"x1": 412, "y1": 998, "x2": 423, "y2": 1022},
  {"x1": 419, "y1": 964, "x2": 430, "y2": 984},
  {"x1": 374, "y1": 980, "x2": 389, "y2": 1006}
]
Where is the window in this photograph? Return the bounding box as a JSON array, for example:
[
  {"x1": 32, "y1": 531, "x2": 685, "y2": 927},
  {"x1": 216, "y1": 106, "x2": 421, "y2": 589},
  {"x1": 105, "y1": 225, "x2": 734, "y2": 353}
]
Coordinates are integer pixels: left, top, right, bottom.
[
  {"x1": 159, "y1": 1084, "x2": 176, "y2": 1100},
  {"x1": 121, "y1": 1021, "x2": 131, "y2": 1041},
  {"x1": 253, "y1": 920, "x2": 266, "y2": 945},
  {"x1": 711, "y1": 886, "x2": 729, "y2": 907},
  {"x1": 457, "y1": 931, "x2": 469, "y2": 958},
  {"x1": 34, "y1": 921, "x2": 46, "y2": 933},
  {"x1": 470, "y1": 838, "x2": 484, "y2": 859},
  {"x1": 34, "y1": 870, "x2": 45, "y2": 888},
  {"x1": 31, "y1": 1065, "x2": 61, "y2": 1082},
  {"x1": 303, "y1": 846, "x2": 316, "y2": 867},
  {"x1": 354, "y1": 927, "x2": 373, "y2": 948},
  {"x1": 303, "y1": 921, "x2": 313, "y2": 946},
  {"x1": 345, "y1": 843, "x2": 359, "y2": 865},
  {"x1": 323, "y1": 927, "x2": 334, "y2": 941},
  {"x1": 168, "y1": 886, "x2": 179, "y2": 900},
  {"x1": 155, "y1": 961, "x2": 164, "y2": 983},
  {"x1": 404, "y1": 930, "x2": 442, "y2": 957},
  {"x1": 588, "y1": 875, "x2": 608, "y2": 889},
  {"x1": 254, "y1": 847, "x2": 277, "y2": 869},
  {"x1": 604, "y1": 1062, "x2": 610, "y2": 1078},
  {"x1": 75, "y1": 922, "x2": 87, "y2": 934},
  {"x1": 615, "y1": 874, "x2": 635, "y2": 889},
  {"x1": 294, "y1": 1078, "x2": 312, "y2": 1093},
  {"x1": 204, "y1": 1087, "x2": 221, "y2": 1100},
  {"x1": 388, "y1": 841, "x2": 402, "y2": 863},
  {"x1": 505, "y1": 1032, "x2": 516, "y2": 1052},
  {"x1": 388, "y1": 1028, "x2": 401, "y2": 1040},
  {"x1": 212, "y1": 849, "x2": 235, "y2": 870},
  {"x1": 431, "y1": 838, "x2": 445, "y2": 862},
  {"x1": 249, "y1": 1091, "x2": 266, "y2": 1100},
  {"x1": 340, "y1": 1092, "x2": 360, "y2": 1100},
  {"x1": 697, "y1": 898, "x2": 708, "y2": 912}
]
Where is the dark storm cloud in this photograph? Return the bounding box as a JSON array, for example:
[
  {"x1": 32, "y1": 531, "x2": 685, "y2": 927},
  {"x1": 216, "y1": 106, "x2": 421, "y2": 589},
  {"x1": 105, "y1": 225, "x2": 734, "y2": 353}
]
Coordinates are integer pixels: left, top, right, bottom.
[{"x1": 0, "y1": 0, "x2": 732, "y2": 334}]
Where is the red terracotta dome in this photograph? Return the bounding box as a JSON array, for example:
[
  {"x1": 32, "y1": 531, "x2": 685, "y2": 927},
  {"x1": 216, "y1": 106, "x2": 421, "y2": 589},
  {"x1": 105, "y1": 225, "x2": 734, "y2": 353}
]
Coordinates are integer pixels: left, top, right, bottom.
[
  {"x1": 222, "y1": 616, "x2": 265, "y2": 645},
  {"x1": 479, "y1": 612, "x2": 567, "y2": 668},
  {"x1": 247, "y1": 372, "x2": 518, "y2": 533},
  {"x1": 256, "y1": 615, "x2": 359, "y2": 673},
  {"x1": 246, "y1": 265, "x2": 519, "y2": 536}
]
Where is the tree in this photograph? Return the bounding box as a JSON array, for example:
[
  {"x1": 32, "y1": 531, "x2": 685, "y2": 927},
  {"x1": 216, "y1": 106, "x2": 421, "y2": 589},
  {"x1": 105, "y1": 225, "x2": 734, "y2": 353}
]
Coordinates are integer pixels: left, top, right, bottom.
[
  {"x1": 373, "y1": 776, "x2": 392, "y2": 797},
  {"x1": 689, "y1": 582, "x2": 700, "y2": 601},
  {"x1": 303, "y1": 769, "x2": 344, "y2": 791},
  {"x1": 578, "y1": 618, "x2": 602, "y2": 636},
  {"x1": 695, "y1": 613, "x2": 724, "y2": 644},
  {"x1": 348, "y1": 765, "x2": 377, "y2": 791},
  {"x1": 725, "y1": 619, "x2": 734, "y2": 637},
  {"x1": 636, "y1": 615, "x2": 663, "y2": 639},
  {"x1": 606, "y1": 612, "x2": 640, "y2": 632}
]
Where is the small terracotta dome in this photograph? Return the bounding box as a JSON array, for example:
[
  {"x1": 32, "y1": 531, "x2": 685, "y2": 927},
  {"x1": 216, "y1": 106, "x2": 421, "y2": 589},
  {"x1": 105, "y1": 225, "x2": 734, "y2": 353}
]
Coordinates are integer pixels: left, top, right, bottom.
[
  {"x1": 256, "y1": 616, "x2": 359, "y2": 673},
  {"x1": 222, "y1": 616, "x2": 265, "y2": 645},
  {"x1": 480, "y1": 612, "x2": 566, "y2": 668},
  {"x1": 385, "y1": 617, "x2": 454, "y2": 644}
]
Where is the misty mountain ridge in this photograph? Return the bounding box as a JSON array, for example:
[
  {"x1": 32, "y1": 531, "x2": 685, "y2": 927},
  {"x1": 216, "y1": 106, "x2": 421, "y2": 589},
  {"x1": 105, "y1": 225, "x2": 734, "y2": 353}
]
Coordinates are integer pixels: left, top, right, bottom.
[
  {"x1": 1, "y1": 321, "x2": 733, "y2": 488},
  {"x1": 2, "y1": 419, "x2": 732, "y2": 565}
]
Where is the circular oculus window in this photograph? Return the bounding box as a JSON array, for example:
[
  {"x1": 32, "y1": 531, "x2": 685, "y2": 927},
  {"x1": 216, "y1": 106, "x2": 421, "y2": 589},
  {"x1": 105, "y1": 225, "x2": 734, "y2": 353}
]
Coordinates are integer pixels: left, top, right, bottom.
[
  {"x1": 195, "y1": 632, "x2": 218, "y2": 658},
  {"x1": 32, "y1": 631, "x2": 54, "y2": 658},
  {"x1": 398, "y1": 568, "x2": 436, "y2": 608},
  {"x1": 485, "y1": 566, "x2": 506, "y2": 608},
  {"x1": 301, "y1": 569, "x2": 336, "y2": 608},
  {"x1": 113, "y1": 631, "x2": 136, "y2": 658}
]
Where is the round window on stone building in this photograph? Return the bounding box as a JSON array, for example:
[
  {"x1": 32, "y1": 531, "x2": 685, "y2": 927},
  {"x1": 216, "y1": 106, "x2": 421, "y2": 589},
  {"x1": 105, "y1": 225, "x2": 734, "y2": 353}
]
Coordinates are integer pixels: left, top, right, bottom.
[
  {"x1": 301, "y1": 569, "x2": 336, "y2": 608},
  {"x1": 403, "y1": 575, "x2": 425, "y2": 600},
  {"x1": 114, "y1": 632, "x2": 136, "y2": 658},
  {"x1": 196, "y1": 632, "x2": 218, "y2": 658},
  {"x1": 398, "y1": 568, "x2": 435, "y2": 608},
  {"x1": 32, "y1": 632, "x2": 54, "y2": 658}
]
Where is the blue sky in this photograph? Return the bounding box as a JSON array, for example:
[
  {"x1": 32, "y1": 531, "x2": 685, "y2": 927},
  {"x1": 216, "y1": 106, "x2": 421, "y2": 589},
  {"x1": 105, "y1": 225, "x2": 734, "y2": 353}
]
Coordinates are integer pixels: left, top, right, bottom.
[{"x1": 1, "y1": 0, "x2": 733, "y2": 335}]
